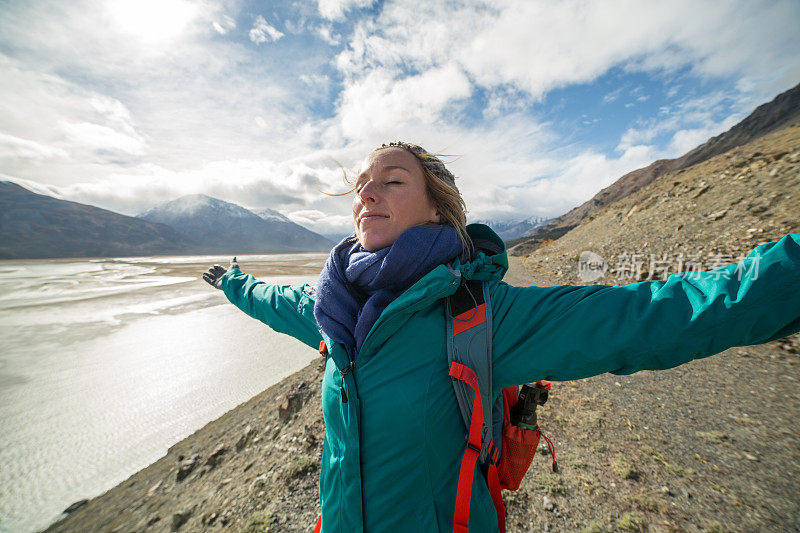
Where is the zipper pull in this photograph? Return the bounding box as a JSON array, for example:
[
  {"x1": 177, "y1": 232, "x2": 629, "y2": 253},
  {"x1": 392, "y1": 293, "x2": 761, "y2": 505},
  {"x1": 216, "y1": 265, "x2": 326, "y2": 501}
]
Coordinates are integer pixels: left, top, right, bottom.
[{"x1": 339, "y1": 361, "x2": 354, "y2": 404}]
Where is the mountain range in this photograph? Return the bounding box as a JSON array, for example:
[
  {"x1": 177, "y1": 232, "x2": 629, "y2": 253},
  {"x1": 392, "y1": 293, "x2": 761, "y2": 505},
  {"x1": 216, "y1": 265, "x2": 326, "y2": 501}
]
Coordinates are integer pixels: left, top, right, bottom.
[
  {"x1": 470, "y1": 216, "x2": 550, "y2": 240},
  {"x1": 0, "y1": 187, "x2": 332, "y2": 259}
]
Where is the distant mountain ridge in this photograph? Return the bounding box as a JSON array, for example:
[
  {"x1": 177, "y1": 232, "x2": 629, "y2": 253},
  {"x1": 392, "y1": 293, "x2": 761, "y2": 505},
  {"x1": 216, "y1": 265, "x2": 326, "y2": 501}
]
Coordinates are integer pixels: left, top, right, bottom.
[
  {"x1": 138, "y1": 195, "x2": 333, "y2": 254},
  {"x1": 0, "y1": 185, "x2": 335, "y2": 258},
  {"x1": 471, "y1": 216, "x2": 550, "y2": 240},
  {"x1": 513, "y1": 81, "x2": 800, "y2": 249},
  {"x1": 0, "y1": 181, "x2": 193, "y2": 259}
]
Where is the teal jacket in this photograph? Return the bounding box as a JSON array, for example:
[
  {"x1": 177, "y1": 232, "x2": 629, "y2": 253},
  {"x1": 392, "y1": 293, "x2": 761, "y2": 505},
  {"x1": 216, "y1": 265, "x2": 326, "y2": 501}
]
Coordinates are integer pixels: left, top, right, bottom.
[{"x1": 221, "y1": 225, "x2": 800, "y2": 532}]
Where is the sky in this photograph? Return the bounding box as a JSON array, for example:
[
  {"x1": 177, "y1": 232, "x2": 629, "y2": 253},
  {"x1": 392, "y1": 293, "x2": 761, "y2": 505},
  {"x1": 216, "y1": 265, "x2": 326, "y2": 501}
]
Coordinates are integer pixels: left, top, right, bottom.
[{"x1": 1, "y1": 0, "x2": 799, "y2": 236}]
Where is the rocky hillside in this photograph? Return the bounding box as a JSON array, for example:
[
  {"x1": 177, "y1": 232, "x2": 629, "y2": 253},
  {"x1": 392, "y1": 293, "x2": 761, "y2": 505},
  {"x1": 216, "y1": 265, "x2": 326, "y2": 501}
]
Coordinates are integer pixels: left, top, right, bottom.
[
  {"x1": 515, "y1": 82, "x2": 800, "y2": 249},
  {"x1": 0, "y1": 182, "x2": 194, "y2": 259},
  {"x1": 510, "y1": 121, "x2": 800, "y2": 284}
]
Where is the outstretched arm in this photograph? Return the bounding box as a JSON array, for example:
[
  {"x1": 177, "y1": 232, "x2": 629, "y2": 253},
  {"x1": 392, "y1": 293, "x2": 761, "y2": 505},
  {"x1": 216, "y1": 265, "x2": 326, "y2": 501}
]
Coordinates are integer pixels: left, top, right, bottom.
[
  {"x1": 204, "y1": 259, "x2": 323, "y2": 350},
  {"x1": 490, "y1": 233, "x2": 800, "y2": 390}
]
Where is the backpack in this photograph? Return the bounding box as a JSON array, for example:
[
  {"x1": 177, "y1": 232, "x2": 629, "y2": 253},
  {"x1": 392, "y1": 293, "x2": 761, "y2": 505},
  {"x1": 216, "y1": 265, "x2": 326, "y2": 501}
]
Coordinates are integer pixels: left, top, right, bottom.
[{"x1": 446, "y1": 278, "x2": 557, "y2": 533}]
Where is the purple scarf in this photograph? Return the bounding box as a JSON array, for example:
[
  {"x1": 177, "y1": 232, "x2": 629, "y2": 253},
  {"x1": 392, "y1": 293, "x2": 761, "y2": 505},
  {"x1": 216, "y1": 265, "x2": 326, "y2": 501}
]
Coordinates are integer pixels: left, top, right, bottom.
[{"x1": 314, "y1": 224, "x2": 463, "y2": 358}]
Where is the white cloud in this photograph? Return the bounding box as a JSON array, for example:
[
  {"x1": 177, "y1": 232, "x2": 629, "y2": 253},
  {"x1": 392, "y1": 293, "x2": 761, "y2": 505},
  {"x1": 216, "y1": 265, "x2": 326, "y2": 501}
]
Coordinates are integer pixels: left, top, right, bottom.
[
  {"x1": 315, "y1": 25, "x2": 340, "y2": 45},
  {"x1": 249, "y1": 15, "x2": 284, "y2": 44},
  {"x1": 603, "y1": 87, "x2": 623, "y2": 104},
  {"x1": 667, "y1": 112, "x2": 742, "y2": 155},
  {"x1": 288, "y1": 209, "x2": 354, "y2": 236},
  {"x1": 333, "y1": 63, "x2": 472, "y2": 141},
  {"x1": 0, "y1": 133, "x2": 68, "y2": 160},
  {"x1": 61, "y1": 122, "x2": 145, "y2": 155},
  {"x1": 617, "y1": 90, "x2": 748, "y2": 157},
  {"x1": 212, "y1": 14, "x2": 236, "y2": 34},
  {"x1": 338, "y1": 0, "x2": 800, "y2": 103},
  {"x1": 317, "y1": 0, "x2": 376, "y2": 21}
]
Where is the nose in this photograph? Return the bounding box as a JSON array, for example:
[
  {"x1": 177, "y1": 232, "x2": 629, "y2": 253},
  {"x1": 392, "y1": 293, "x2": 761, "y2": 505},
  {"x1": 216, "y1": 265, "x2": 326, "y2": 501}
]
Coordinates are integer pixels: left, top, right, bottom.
[{"x1": 357, "y1": 180, "x2": 379, "y2": 205}]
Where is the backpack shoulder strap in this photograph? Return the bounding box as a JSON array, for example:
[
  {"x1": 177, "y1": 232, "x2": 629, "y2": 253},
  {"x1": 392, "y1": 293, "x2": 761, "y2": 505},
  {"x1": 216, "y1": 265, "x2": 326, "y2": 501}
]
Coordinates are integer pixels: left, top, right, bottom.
[
  {"x1": 447, "y1": 280, "x2": 508, "y2": 532},
  {"x1": 446, "y1": 279, "x2": 494, "y2": 461}
]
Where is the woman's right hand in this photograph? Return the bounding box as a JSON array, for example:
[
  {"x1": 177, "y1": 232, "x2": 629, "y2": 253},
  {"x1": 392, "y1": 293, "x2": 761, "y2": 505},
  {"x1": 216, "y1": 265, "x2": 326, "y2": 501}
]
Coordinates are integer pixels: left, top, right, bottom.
[{"x1": 203, "y1": 257, "x2": 239, "y2": 289}]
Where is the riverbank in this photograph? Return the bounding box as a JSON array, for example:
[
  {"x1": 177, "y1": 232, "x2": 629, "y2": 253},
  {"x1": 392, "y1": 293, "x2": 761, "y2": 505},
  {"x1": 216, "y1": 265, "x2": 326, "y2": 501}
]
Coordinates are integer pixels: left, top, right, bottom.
[{"x1": 44, "y1": 255, "x2": 800, "y2": 532}]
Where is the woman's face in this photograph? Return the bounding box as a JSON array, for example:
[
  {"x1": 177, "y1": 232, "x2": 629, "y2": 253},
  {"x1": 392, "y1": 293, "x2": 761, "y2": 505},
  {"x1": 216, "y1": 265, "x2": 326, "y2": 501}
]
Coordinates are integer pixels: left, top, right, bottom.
[{"x1": 352, "y1": 147, "x2": 440, "y2": 251}]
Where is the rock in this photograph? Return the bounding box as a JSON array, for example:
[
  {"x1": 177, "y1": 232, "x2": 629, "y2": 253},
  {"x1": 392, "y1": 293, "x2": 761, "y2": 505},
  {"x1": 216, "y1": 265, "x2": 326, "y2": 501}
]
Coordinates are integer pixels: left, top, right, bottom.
[
  {"x1": 147, "y1": 480, "x2": 162, "y2": 497},
  {"x1": 744, "y1": 452, "x2": 759, "y2": 461},
  {"x1": 278, "y1": 386, "x2": 306, "y2": 422},
  {"x1": 661, "y1": 486, "x2": 672, "y2": 496},
  {"x1": 538, "y1": 442, "x2": 550, "y2": 455},
  {"x1": 708, "y1": 209, "x2": 728, "y2": 220},
  {"x1": 250, "y1": 474, "x2": 270, "y2": 493},
  {"x1": 171, "y1": 509, "x2": 192, "y2": 531},
  {"x1": 141, "y1": 513, "x2": 161, "y2": 528},
  {"x1": 63, "y1": 499, "x2": 88, "y2": 514},
  {"x1": 177, "y1": 454, "x2": 201, "y2": 481},
  {"x1": 236, "y1": 425, "x2": 258, "y2": 451},
  {"x1": 206, "y1": 444, "x2": 228, "y2": 467},
  {"x1": 543, "y1": 495, "x2": 556, "y2": 511},
  {"x1": 692, "y1": 185, "x2": 710, "y2": 198}
]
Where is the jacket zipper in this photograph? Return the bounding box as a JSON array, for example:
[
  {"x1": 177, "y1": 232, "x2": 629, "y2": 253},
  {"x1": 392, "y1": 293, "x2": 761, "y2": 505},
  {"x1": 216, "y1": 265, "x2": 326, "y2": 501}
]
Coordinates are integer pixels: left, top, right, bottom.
[{"x1": 340, "y1": 360, "x2": 355, "y2": 403}]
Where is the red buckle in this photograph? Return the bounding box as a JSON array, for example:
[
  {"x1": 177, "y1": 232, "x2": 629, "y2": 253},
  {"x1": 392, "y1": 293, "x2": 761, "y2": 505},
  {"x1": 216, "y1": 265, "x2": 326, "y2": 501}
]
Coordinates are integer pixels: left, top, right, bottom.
[{"x1": 319, "y1": 341, "x2": 328, "y2": 355}]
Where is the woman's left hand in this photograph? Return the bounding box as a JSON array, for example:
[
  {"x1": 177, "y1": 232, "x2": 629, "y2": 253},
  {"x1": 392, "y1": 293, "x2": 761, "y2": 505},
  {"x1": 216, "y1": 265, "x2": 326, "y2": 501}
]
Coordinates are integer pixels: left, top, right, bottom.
[
  {"x1": 203, "y1": 264, "x2": 227, "y2": 289},
  {"x1": 203, "y1": 257, "x2": 239, "y2": 289}
]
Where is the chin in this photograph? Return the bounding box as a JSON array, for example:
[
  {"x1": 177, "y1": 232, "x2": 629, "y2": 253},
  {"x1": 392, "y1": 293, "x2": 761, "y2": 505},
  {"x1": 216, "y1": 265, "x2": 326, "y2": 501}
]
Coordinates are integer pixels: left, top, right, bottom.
[{"x1": 360, "y1": 234, "x2": 393, "y2": 252}]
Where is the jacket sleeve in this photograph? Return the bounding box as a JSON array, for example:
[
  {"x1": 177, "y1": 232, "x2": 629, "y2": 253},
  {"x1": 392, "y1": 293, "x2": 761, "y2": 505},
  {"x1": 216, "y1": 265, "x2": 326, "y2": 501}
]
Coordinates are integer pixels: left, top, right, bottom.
[
  {"x1": 490, "y1": 233, "x2": 800, "y2": 390},
  {"x1": 220, "y1": 268, "x2": 323, "y2": 350}
]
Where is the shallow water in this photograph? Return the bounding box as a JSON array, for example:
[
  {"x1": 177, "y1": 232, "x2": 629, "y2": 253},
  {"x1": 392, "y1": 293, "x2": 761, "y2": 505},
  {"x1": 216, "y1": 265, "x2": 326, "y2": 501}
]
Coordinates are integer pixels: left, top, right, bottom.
[{"x1": 0, "y1": 254, "x2": 326, "y2": 533}]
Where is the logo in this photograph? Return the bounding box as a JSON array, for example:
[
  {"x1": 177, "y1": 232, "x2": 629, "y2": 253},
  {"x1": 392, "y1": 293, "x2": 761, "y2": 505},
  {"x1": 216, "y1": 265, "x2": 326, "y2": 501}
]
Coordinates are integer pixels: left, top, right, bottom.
[{"x1": 578, "y1": 251, "x2": 608, "y2": 282}]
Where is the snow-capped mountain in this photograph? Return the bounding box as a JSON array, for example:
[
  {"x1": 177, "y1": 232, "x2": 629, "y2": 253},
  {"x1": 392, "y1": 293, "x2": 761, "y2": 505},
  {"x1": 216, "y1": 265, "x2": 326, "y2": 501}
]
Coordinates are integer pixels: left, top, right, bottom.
[
  {"x1": 470, "y1": 216, "x2": 551, "y2": 240},
  {"x1": 138, "y1": 195, "x2": 333, "y2": 253},
  {"x1": 252, "y1": 207, "x2": 292, "y2": 223}
]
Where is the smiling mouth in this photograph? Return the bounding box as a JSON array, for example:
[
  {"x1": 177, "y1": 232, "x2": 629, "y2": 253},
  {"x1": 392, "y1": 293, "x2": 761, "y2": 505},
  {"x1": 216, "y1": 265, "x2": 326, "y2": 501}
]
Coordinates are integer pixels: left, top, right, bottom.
[{"x1": 360, "y1": 214, "x2": 388, "y2": 222}]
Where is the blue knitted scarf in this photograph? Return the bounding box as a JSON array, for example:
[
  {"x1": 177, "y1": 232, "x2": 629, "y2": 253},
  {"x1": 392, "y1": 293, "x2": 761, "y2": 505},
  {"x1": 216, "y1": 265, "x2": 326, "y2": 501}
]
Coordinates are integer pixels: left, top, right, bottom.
[{"x1": 314, "y1": 224, "x2": 463, "y2": 359}]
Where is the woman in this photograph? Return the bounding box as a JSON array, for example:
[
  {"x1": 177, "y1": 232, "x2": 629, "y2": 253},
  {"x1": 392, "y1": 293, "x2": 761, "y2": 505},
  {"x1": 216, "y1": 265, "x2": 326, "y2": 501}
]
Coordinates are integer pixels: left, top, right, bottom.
[{"x1": 204, "y1": 142, "x2": 800, "y2": 532}]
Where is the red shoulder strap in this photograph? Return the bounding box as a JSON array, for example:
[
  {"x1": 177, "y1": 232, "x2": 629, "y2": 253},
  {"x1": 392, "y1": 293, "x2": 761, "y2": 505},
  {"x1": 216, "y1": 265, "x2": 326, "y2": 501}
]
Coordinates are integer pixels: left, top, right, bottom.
[{"x1": 449, "y1": 362, "x2": 506, "y2": 533}]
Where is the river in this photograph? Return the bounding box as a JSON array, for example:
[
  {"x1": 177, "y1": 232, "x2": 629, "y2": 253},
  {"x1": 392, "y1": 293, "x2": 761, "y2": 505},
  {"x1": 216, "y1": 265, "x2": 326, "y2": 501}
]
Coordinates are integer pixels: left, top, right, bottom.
[{"x1": 0, "y1": 254, "x2": 326, "y2": 533}]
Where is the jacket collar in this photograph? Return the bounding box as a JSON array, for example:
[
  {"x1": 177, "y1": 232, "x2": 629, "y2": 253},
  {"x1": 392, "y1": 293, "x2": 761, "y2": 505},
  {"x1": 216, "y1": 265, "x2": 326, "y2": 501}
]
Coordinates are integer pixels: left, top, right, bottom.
[
  {"x1": 452, "y1": 223, "x2": 508, "y2": 282},
  {"x1": 354, "y1": 224, "x2": 507, "y2": 361}
]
